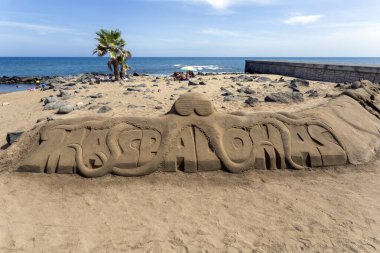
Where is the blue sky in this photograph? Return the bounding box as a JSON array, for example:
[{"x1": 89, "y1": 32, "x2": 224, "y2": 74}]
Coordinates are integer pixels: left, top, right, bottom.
[{"x1": 0, "y1": 0, "x2": 380, "y2": 57}]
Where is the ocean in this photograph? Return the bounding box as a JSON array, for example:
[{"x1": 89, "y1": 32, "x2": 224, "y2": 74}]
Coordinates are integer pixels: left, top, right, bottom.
[
  {"x1": 1, "y1": 57, "x2": 380, "y2": 77},
  {"x1": 1, "y1": 57, "x2": 380, "y2": 93}
]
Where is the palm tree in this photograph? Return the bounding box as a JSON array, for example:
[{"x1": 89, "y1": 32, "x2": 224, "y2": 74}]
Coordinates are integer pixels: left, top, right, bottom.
[{"x1": 93, "y1": 29, "x2": 131, "y2": 81}]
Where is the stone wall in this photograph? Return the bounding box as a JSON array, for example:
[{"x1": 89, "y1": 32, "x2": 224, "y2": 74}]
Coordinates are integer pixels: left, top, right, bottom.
[{"x1": 245, "y1": 60, "x2": 380, "y2": 83}]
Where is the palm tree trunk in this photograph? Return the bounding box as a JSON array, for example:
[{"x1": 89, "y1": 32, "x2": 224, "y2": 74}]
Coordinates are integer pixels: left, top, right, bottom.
[{"x1": 113, "y1": 61, "x2": 120, "y2": 81}]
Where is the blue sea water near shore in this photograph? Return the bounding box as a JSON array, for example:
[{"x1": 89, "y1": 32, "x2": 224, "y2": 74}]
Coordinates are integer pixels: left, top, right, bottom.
[{"x1": 1, "y1": 57, "x2": 380, "y2": 92}]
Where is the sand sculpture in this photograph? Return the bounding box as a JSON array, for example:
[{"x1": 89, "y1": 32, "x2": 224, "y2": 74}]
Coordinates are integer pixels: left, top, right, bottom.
[{"x1": 15, "y1": 82, "x2": 380, "y2": 177}]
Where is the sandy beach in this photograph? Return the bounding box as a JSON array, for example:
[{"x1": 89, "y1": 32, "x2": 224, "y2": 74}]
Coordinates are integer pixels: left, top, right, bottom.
[{"x1": 0, "y1": 73, "x2": 379, "y2": 252}]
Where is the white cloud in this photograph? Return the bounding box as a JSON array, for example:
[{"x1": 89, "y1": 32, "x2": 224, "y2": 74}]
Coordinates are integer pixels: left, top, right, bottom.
[
  {"x1": 0, "y1": 20, "x2": 80, "y2": 35},
  {"x1": 168, "y1": 0, "x2": 274, "y2": 10},
  {"x1": 283, "y1": 15, "x2": 323, "y2": 25},
  {"x1": 201, "y1": 28, "x2": 240, "y2": 36}
]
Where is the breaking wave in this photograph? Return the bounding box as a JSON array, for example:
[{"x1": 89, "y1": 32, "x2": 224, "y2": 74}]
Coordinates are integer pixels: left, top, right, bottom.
[{"x1": 174, "y1": 65, "x2": 221, "y2": 71}]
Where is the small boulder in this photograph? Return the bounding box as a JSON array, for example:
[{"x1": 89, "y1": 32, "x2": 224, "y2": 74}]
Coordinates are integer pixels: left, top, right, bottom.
[
  {"x1": 306, "y1": 89, "x2": 319, "y2": 97},
  {"x1": 244, "y1": 97, "x2": 258, "y2": 107},
  {"x1": 89, "y1": 93, "x2": 103, "y2": 99},
  {"x1": 58, "y1": 89, "x2": 69, "y2": 97},
  {"x1": 44, "y1": 101, "x2": 66, "y2": 110},
  {"x1": 256, "y1": 76, "x2": 272, "y2": 83},
  {"x1": 57, "y1": 104, "x2": 75, "y2": 114},
  {"x1": 291, "y1": 79, "x2": 309, "y2": 87},
  {"x1": 350, "y1": 81, "x2": 362, "y2": 89},
  {"x1": 43, "y1": 96, "x2": 57, "y2": 105},
  {"x1": 237, "y1": 86, "x2": 255, "y2": 95},
  {"x1": 265, "y1": 92, "x2": 304, "y2": 103},
  {"x1": 98, "y1": 105, "x2": 112, "y2": 113}
]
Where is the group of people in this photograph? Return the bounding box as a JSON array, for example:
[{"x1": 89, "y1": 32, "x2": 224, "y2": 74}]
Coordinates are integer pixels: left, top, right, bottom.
[{"x1": 173, "y1": 71, "x2": 195, "y2": 81}]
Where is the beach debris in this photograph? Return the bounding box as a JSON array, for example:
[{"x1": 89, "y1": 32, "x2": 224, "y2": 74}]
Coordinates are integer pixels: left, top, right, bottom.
[
  {"x1": 2, "y1": 102, "x2": 10, "y2": 106},
  {"x1": 265, "y1": 91, "x2": 304, "y2": 103},
  {"x1": 6, "y1": 132, "x2": 24, "y2": 145}
]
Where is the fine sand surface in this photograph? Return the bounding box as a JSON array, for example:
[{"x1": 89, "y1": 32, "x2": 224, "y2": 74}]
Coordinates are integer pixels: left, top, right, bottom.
[{"x1": 0, "y1": 74, "x2": 379, "y2": 252}]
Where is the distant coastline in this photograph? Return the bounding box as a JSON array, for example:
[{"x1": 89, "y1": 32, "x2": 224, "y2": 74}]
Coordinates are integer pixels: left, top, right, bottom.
[{"x1": 1, "y1": 57, "x2": 380, "y2": 77}]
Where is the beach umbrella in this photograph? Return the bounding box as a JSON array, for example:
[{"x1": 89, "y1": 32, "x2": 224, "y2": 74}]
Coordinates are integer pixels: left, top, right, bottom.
[{"x1": 181, "y1": 66, "x2": 197, "y2": 72}]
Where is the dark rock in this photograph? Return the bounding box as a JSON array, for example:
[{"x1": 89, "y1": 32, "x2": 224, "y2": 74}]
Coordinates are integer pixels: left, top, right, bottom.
[
  {"x1": 244, "y1": 97, "x2": 258, "y2": 107},
  {"x1": 188, "y1": 80, "x2": 199, "y2": 86},
  {"x1": 291, "y1": 79, "x2": 309, "y2": 87},
  {"x1": 89, "y1": 93, "x2": 103, "y2": 99},
  {"x1": 351, "y1": 81, "x2": 362, "y2": 89},
  {"x1": 306, "y1": 89, "x2": 319, "y2": 97},
  {"x1": 127, "y1": 87, "x2": 142, "y2": 92},
  {"x1": 289, "y1": 82, "x2": 300, "y2": 92},
  {"x1": 221, "y1": 87, "x2": 233, "y2": 96},
  {"x1": 237, "y1": 86, "x2": 255, "y2": 95},
  {"x1": 265, "y1": 92, "x2": 304, "y2": 103},
  {"x1": 133, "y1": 72, "x2": 140, "y2": 76},
  {"x1": 6, "y1": 132, "x2": 24, "y2": 145},
  {"x1": 98, "y1": 105, "x2": 112, "y2": 113}
]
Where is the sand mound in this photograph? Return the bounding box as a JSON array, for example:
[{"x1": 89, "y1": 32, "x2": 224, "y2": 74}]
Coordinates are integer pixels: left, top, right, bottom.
[{"x1": 6, "y1": 81, "x2": 380, "y2": 177}]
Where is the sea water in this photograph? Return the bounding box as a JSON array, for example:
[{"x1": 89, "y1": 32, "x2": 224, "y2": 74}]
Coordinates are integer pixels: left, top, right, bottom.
[
  {"x1": 1, "y1": 57, "x2": 380, "y2": 77},
  {"x1": 0, "y1": 84, "x2": 36, "y2": 93}
]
